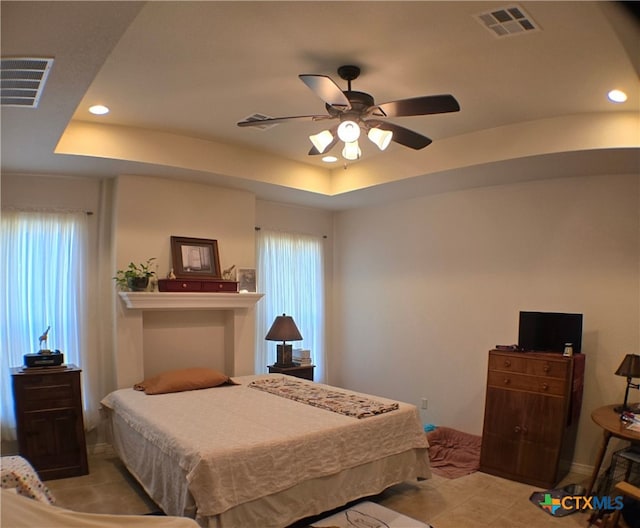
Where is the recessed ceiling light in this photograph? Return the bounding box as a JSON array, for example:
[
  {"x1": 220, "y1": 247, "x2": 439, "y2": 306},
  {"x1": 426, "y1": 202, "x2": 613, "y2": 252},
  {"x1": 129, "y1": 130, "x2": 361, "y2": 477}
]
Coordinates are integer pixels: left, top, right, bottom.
[
  {"x1": 89, "y1": 104, "x2": 110, "y2": 115},
  {"x1": 607, "y1": 90, "x2": 627, "y2": 103},
  {"x1": 322, "y1": 155, "x2": 338, "y2": 163}
]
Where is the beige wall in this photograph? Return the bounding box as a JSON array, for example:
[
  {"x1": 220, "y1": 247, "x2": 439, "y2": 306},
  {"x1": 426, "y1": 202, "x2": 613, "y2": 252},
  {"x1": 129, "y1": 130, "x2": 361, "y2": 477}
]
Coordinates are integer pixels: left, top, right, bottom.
[
  {"x1": 112, "y1": 175, "x2": 258, "y2": 386},
  {"x1": 114, "y1": 174, "x2": 256, "y2": 277},
  {"x1": 255, "y1": 200, "x2": 334, "y2": 238},
  {"x1": 332, "y1": 172, "x2": 640, "y2": 470},
  {"x1": 4, "y1": 170, "x2": 639, "y2": 473}
]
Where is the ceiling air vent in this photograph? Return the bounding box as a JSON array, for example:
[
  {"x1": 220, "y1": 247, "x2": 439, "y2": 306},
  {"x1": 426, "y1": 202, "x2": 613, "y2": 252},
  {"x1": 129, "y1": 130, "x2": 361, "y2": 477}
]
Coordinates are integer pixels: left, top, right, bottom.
[
  {"x1": 1, "y1": 57, "x2": 54, "y2": 108},
  {"x1": 475, "y1": 5, "x2": 540, "y2": 38},
  {"x1": 241, "y1": 113, "x2": 278, "y2": 131}
]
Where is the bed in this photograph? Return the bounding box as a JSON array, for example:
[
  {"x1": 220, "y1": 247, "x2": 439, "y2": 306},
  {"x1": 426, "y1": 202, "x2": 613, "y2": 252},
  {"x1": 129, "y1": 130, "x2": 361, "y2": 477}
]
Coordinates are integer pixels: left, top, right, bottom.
[{"x1": 101, "y1": 373, "x2": 430, "y2": 528}]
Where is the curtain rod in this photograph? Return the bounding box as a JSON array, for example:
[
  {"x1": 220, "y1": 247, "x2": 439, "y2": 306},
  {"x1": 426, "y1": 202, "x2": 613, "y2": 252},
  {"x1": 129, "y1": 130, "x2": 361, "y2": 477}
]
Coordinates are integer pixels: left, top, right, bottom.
[
  {"x1": 255, "y1": 226, "x2": 327, "y2": 239},
  {"x1": 3, "y1": 206, "x2": 93, "y2": 215}
]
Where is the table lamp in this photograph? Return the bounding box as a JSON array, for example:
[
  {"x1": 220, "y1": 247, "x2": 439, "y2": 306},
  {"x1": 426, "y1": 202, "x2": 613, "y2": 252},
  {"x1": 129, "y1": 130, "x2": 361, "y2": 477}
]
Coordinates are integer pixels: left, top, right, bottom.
[
  {"x1": 265, "y1": 313, "x2": 303, "y2": 367},
  {"x1": 614, "y1": 353, "x2": 640, "y2": 413}
]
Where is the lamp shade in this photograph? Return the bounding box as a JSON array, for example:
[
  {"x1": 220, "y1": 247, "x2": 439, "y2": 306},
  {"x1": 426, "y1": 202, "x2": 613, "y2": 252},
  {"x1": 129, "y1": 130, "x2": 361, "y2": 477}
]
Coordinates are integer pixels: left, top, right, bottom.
[
  {"x1": 309, "y1": 129, "x2": 334, "y2": 154},
  {"x1": 265, "y1": 314, "x2": 303, "y2": 342},
  {"x1": 368, "y1": 127, "x2": 393, "y2": 151},
  {"x1": 341, "y1": 140, "x2": 361, "y2": 161},
  {"x1": 615, "y1": 354, "x2": 640, "y2": 378}
]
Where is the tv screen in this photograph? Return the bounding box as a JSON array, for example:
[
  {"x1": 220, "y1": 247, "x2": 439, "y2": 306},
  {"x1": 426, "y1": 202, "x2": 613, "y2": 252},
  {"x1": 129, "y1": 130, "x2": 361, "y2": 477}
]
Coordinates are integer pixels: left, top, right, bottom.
[{"x1": 518, "y1": 311, "x2": 583, "y2": 353}]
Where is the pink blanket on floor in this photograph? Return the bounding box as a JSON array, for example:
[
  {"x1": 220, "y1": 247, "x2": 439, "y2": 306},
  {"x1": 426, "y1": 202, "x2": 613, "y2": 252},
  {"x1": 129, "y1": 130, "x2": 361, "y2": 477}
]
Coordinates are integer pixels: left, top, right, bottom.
[{"x1": 426, "y1": 427, "x2": 481, "y2": 479}]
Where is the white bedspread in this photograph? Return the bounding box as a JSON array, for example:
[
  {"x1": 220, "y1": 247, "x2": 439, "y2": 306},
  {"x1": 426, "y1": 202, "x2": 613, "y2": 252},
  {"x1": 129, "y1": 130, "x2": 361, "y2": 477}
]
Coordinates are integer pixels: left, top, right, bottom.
[{"x1": 101, "y1": 375, "x2": 429, "y2": 520}]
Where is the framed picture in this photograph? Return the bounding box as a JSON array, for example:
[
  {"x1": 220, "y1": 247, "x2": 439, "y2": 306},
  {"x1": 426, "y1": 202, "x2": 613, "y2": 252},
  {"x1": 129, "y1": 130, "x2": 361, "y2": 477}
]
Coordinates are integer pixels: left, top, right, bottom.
[
  {"x1": 237, "y1": 268, "x2": 256, "y2": 293},
  {"x1": 170, "y1": 236, "x2": 221, "y2": 279}
]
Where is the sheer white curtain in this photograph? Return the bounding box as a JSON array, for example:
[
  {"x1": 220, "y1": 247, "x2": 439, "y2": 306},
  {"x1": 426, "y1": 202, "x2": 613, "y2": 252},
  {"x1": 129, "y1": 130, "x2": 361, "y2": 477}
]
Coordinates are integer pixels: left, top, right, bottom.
[
  {"x1": 255, "y1": 229, "x2": 325, "y2": 382},
  {"x1": 1, "y1": 210, "x2": 95, "y2": 441}
]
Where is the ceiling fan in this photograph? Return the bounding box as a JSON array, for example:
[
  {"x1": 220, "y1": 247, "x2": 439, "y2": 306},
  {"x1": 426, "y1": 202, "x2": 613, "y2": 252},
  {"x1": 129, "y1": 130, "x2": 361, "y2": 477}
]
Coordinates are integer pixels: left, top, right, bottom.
[{"x1": 237, "y1": 65, "x2": 460, "y2": 161}]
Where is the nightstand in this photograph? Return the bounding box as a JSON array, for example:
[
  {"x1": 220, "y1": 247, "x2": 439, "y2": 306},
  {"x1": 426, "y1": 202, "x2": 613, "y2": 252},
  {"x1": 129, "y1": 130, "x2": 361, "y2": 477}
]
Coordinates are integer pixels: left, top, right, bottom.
[
  {"x1": 11, "y1": 364, "x2": 89, "y2": 480},
  {"x1": 268, "y1": 364, "x2": 315, "y2": 381}
]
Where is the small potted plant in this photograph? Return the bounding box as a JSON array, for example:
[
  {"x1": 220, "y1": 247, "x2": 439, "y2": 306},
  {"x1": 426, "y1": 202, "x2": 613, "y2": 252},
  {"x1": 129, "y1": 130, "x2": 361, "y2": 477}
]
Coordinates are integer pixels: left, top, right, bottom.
[{"x1": 113, "y1": 258, "x2": 156, "y2": 291}]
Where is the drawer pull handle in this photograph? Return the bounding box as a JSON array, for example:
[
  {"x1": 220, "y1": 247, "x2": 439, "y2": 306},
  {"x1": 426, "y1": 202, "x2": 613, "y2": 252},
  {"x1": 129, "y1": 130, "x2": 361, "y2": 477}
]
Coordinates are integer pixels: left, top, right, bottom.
[
  {"x1": 514, "y1": 425, "x2": 521, "y2": 433},
  {"x1": 543, "y1": 365, "x2": 550, "y2": 373},
  {"x1": 504, "y1": 378, "x2": 511, "y2": 385},
  {"x1": 542, "y1": 383, "x2": 549, "y2": 391},
  {"x1": 522, "y1": 426, "x2": 528, "y2": 434},
  {"x1": 181, "y1": 283, "x2": 188, "y2": 288},
  {"x1": 504, "y1": 360, "x2": 511, "y2": 367}
]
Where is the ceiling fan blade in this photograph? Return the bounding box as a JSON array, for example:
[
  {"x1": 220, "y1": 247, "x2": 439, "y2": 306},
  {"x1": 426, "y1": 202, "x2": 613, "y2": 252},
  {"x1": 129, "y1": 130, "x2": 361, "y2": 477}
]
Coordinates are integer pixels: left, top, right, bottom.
[
  {"x1": 368, "y1": 120, "x2": 432, "y2": 150},
  {"x1": 237, "y1": 115, "x2": 329, "y2": 127},
  {"x1": 299, "y1": 74, "x2": 351, "y2": 110},
  {"x1": 376, "y1": 94, "x2": 460, "y2": 117}
]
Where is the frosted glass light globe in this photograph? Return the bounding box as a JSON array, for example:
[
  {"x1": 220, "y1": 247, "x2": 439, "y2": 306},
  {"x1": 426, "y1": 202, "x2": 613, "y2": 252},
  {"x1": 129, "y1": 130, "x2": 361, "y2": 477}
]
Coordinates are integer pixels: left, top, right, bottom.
[{"x1": 337, "y1": 120, "x2": 361, "y2": 142}]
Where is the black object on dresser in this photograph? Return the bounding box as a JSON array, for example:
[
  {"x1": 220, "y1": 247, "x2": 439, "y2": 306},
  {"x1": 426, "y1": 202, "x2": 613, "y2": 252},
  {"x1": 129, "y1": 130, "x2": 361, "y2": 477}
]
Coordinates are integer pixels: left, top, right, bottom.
[
  {"x1": 11, "y1": 364, "x2": 89, "y2": 480},
  {"x1": 479, "y1": 349, "x2": 585, "y2": 488}
]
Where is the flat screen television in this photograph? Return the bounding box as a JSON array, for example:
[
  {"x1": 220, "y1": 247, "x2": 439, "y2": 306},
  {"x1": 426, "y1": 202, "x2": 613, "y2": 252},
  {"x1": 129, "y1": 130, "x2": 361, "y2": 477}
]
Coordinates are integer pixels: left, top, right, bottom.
[{"x1": 518, "y1": 311, "x2": 583, "y2": 353}]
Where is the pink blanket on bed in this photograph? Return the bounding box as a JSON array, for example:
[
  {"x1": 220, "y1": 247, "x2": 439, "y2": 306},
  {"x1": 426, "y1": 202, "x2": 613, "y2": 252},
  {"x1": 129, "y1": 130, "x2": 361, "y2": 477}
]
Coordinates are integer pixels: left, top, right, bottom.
[{"x1": 426, "y1": 427, "x2": 481, "y2": 479}]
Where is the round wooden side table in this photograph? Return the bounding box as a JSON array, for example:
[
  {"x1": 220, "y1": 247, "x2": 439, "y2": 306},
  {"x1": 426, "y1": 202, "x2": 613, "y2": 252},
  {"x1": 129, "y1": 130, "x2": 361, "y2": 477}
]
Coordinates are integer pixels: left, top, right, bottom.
[{"x1": 587, "y1": 404, "x2": 640, "y2": 495}]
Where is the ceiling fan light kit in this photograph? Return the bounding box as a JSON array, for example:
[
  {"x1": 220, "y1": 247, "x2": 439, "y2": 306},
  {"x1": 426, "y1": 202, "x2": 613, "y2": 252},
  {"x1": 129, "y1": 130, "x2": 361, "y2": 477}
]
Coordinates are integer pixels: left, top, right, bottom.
[
  {"x1": 337, "y1": 120, "x2": 360, "y2": 143},
  {"x1": 342, "y1": 141, "x2": 362, "y2": 161},
  {"x1": 309, "y1": 129, "x2": 334, "y2": 154},
  {"x1": 237, "y1": 64, "x2": 460, "y2": 162},
  {"x1": 367, "y1": 127, "x2": 393, "y2": 151}
]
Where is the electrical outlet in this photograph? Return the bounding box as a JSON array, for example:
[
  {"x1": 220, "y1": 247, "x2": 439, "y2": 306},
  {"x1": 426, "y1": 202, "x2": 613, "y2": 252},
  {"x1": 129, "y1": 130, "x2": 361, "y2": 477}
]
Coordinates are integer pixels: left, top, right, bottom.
[{"x1": 421, "y1": 398, "x2": 428, "y2": 410}]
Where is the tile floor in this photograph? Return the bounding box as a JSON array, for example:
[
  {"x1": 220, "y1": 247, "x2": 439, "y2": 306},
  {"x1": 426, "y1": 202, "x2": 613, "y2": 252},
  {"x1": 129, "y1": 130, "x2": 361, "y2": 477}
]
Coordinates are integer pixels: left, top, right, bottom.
[{"x1": 44, "y1": 452, "x2": 600, "y2": 528}]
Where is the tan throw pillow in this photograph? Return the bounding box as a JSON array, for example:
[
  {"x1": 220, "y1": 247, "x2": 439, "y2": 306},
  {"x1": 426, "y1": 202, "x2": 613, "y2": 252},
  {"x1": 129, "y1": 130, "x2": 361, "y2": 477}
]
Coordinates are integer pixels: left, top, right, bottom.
[{"x1": 134, "y1": 367, "x2": 233, "y2": 395}]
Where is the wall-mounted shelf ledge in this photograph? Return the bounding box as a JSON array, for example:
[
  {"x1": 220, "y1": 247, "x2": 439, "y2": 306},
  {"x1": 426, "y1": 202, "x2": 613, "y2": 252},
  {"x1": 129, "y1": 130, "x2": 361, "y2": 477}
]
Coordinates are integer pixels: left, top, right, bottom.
[{"x1": 118, "y1": 292, "x2": 264, "y2": 310}]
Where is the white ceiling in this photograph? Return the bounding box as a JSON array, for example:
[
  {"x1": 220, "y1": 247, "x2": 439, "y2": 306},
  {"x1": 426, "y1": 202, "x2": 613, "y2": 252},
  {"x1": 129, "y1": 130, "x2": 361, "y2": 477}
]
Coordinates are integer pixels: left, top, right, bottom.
[{"x1": 2, "y1": 1, "x2": 638, "y2": 210}]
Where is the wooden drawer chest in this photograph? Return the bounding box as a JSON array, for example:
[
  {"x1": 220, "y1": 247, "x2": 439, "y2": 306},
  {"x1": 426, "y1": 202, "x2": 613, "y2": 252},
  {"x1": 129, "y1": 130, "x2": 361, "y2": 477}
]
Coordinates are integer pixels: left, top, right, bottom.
[
  {"x1": 11, "y1": 365, "x2": 89, "y2": 480},
  {"x1": 479, "y1": 350, "x2": 584, "y2": 488},
  {"x1": 268, "y1": 364, "x2": 315, "y2": 381},
  {"x1": 158, "y1": 278, "x2": 238, "y2": 292}
]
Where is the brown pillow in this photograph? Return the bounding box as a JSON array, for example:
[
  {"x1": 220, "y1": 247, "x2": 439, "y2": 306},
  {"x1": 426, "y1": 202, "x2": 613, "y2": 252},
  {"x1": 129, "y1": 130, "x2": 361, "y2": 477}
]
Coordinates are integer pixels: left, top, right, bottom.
[{"x1": 134, "y1": 367, "x2": 234, "y2": 395}]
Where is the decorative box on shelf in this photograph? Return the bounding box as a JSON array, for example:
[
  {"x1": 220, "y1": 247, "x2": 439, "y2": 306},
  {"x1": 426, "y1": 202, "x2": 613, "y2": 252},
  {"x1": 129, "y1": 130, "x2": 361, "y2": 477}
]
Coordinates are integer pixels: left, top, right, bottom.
[{"x1": 158, "y1": 278, "x2": 238, "y2": 293}]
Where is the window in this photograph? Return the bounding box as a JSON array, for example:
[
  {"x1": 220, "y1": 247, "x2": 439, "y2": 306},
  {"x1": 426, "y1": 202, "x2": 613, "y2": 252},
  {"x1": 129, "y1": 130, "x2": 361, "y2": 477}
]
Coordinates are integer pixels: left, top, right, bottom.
[
  {"x1": 1, "y1": 210, "x2": 93, "y2": 441},
  {"x1": 255, "y1": 229, "x2": 325, "y2": 381}
]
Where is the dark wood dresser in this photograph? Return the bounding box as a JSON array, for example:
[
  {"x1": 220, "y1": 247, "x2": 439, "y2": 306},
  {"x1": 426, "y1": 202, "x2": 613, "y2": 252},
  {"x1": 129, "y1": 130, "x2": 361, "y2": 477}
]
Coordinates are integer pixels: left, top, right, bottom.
[
  {"x1": 158, "y1": 278, "x2": 238, "y2": 292},
  {"x1": 11, "y1": 364, "x2": 89, "y2": 480},
  {"x1": 268, "y1": 364, "x2": 315, "y2": 381},
  {"x1": 479, "y1": 350, "x2": 585, "y2": 488}
]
